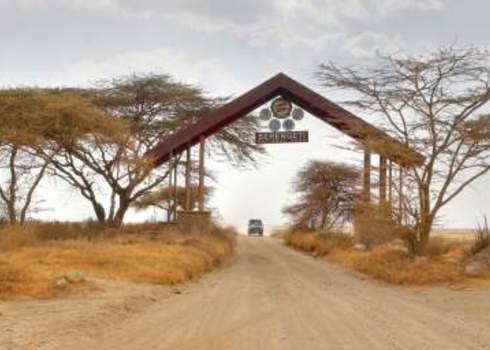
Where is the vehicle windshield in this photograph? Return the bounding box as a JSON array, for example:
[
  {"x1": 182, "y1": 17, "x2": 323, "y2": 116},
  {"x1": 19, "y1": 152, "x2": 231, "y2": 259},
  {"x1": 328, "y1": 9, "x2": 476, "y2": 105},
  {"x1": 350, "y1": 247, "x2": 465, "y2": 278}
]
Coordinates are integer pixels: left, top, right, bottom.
[{"x1": 248, "y1": 220, "x2": 262, "y2": 226}]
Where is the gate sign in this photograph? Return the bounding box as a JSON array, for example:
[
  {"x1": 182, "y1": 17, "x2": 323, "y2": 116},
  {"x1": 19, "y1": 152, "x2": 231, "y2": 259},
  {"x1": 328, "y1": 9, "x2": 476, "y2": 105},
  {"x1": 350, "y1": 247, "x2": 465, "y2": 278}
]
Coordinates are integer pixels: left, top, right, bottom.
[{"x1": 255, "y1": 131, "x2": 309, "y2": 144}]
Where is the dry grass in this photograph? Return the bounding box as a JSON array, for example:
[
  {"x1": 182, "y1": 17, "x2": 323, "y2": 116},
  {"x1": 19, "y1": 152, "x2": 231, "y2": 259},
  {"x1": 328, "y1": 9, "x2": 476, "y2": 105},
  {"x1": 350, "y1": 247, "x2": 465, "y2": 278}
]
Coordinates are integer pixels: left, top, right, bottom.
[
  {"x1": 469, "y1": 218, "x2": 490, "y2": 255},
  {"x1": 284, "y1": 231, "x2": 352, "y2": 256},
  {"x1": 330, "y1": 246, "x2": 465, "y2": 285},
  {"x1": 283, "y1": 231, "x2": 477, "y2": 285},
  {"x1": 0, "y1": 223, "x2": 235, "y2": 300},
  {"x1": 269, "y1": 228, "x2": 290, "y2": 240},
  {"x1": 432, "y1": 228, "x2": 476, "y2": 241}
]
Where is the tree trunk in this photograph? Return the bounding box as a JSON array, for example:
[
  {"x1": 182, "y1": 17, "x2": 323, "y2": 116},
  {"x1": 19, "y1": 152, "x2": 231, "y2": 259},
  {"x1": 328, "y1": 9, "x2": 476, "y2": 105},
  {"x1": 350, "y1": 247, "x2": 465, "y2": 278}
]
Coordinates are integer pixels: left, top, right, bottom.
[
  {"x1": 166, "y1": 204, "x2": 172, "y2": 222},
  {"x1": 113, "y1": 195, "x2": 130, "y2": 226},
  {"x1": 92, "y1": 201, "x2": 106, "y2": 224},
  {"x1": 7, "y1": 202, "x2": 17, "y2": 225},
  {"x1": 7, "y1": 146, "x2": 18, "y2": 224},
  {"x1": 415, "y1": 185, "x2": 433, "y2": 253},
  {"x1": 416, "y1": 216, "x2": 433, "y2": 253},
  {"x1": 20, "y1": 160, "x2": 49, "y2": 224},
  {"x1": 108, "y1": 190, "x2": 116, "y2": 222},
  {"x1": 320, "y1": 209, "x2": 328, "y2": 231}
]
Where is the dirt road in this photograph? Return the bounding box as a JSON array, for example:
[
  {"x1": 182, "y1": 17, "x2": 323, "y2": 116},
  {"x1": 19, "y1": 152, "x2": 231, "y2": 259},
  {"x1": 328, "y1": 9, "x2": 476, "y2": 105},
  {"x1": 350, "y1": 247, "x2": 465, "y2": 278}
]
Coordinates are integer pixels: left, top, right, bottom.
[{"x1": 3, "y1": 236, "x2": 490, "y2": 349}]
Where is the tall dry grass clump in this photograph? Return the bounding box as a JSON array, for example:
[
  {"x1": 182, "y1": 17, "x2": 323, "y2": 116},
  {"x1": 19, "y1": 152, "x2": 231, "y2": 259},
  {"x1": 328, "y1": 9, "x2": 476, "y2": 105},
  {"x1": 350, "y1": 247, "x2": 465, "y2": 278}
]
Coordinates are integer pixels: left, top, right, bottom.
[
  {"x1": 330, "y1": 245, "x2": 465, "y2": 285},
  {"x1": 284, "y1": 231, "x2": 353, "y2": 256},
  {"x1": 0, "y1": 222, "x2": 235, "y2": 300},
  {"x1": 470, "y1": 217, "x2": 490, "y2": 256},
  {"x1": 284, "y1": 229, "x2": 470, "y2": 285}
]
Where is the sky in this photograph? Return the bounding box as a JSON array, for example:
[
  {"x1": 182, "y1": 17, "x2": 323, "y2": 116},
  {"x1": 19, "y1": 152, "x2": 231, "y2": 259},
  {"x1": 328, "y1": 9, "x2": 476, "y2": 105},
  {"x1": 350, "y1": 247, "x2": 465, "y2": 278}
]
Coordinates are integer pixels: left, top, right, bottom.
[{"x1": 1, "y1": 0, "x2": 490, "y2": 232}]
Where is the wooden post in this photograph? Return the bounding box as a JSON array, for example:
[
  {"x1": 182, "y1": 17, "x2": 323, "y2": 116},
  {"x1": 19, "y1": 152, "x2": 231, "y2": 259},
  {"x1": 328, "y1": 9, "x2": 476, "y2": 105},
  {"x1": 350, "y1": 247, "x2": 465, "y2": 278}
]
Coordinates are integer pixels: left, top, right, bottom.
[
  {"x1": 185, "y1": 146, "x2": 191, "y2": 211},
  {"x1": 363, "y1": 150, "x2": 371, "y2": 202},
  {"x1": 173, "y1": 155, "x2": 178, "y2": 221},
  {"x1": 198, "y1": 136, "x2": 205, "y2": 211},
  {"x1": 355, "y1": 148, "x2": 371, "y2": 244},
  {"x1": 167, "y1": 151, "x2": 174, "y2": 222},
  {"x1": 388, "y1": 159, "x2": 393, "y2": 205},
  {"x1": 398, "y1": 166, "x2": 404, "y2": 224},
  {"x1": 379, "y1": 155, "x2": 387, "y2": 203}
]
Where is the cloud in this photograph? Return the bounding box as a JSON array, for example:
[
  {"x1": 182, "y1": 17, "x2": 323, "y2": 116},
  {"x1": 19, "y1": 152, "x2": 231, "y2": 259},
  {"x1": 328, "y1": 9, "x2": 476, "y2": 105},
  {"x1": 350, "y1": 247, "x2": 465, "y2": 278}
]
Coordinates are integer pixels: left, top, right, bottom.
[
  {"x1": 1, "y1": 0, "x2": 112, "y2": 9},
  {"x1": 101, "y1": 0, "x2": 447, "y2": 37},
  {"x1": 5, "y1": 0, "x2": 446, "y2": 26},
  {"x1": 87, "y1": 0, "x2": 441, "y2": 53},
  {"x1": 342, "y1": 31, "x2": 403, "y2": 58},
  {"x1": 0, "y1": 0, "x2": 444, "y2": 55},
  {"x1": 276, "y1": 0, "x2": 447, "y2": 24},
  {"x1": 48, "y1": 47, "x2": 243, "y2": 96},
  {"x1": 244, "y1": 26, "x2": 402, "y2": 59}
]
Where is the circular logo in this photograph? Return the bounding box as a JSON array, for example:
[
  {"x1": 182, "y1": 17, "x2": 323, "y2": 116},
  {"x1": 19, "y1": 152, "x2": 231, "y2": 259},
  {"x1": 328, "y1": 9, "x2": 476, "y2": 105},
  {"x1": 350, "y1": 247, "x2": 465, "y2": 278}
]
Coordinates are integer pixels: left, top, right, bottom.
[
  {"x1": 271, "y1": 97, "x2": 292, "y2": 119},
  {"x1": 268, "y1": 119, "x2": 281, "y2": 132},
  {"x1": 259, "y1": 108, "x2": 272, "y2": 121},
  {"x1": 292, "y1": 108, "x2": 304, "y2": 121},
  {"x1": 283, "y1": 119, "x2": 295, "y2": 131}
]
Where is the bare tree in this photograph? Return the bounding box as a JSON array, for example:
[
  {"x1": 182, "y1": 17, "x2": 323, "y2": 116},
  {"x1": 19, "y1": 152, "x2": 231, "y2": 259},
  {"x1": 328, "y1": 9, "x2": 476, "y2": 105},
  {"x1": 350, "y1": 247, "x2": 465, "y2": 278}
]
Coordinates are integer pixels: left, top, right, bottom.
[
  {"x1": 283, "y1": 160, "x2": 360, "y2": 231},
  {"x1": 0, "y1": 145, "x2": 48, "y2": 224},
  {"x1": 46, "y1": 74, "x2": 263, "y2": 225},
  {"x1": 317, "y1": 46, "x2": 490, "y2": 250}
]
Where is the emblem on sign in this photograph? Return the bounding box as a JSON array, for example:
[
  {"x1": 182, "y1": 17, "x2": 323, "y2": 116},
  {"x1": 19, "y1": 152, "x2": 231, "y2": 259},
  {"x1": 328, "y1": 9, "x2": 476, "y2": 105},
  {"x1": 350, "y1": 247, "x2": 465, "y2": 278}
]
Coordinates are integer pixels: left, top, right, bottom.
[
  {"x1": 268, "y1": 119, "x2": 281, "y2": 132},
  {"x1": 256, "y1": 97, "x2": 308, "y2": 144},
  {"x1": 292, "y1": 108, "x2": 304, "y2": 121},
  {"x1": 259, "y1": 109, "x2": 272, "y2": 121},
  {"x1": 283, "y1": 119, "x2": 295, "y2": 131},
  {"x1": 271, "y1": 97, "x2": 292, "y2": 119}
]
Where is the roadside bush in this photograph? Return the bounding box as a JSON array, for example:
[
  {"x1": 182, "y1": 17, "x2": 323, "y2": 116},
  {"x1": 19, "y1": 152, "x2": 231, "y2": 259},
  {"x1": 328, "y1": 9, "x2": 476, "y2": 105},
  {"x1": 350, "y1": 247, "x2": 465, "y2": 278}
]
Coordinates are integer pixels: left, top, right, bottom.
[
  {"x1": 284, "y1": 228, "x2": 468, "y2": 285},
  {"x1": 340, "y1": 246, "x2": 464, "y2": 285},
  {"x1": 396, "y1": 225, "x2": 419, "y2": 255},
  {"x1": 353, "y1": 202, "x2": 398, "y2": 247},
  {"x1": 284, "y1": 232, "x2": 317, "y2": 253},
  {"x1": 270, "y1": 228, "x2": 290, "y2": 240},
  {"x1": 284, "y1": 231, "x2": 353, "y2": 256},
  {"x1": 423, "y1": 237, "x2": 459, "y2": 257}
]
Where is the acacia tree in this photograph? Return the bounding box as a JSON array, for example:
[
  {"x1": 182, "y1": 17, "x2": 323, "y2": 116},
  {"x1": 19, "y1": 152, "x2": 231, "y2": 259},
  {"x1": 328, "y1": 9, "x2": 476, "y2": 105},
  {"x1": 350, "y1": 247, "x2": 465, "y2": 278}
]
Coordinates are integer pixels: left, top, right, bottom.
[
  {"x1": 0, "y1": 89, "x2": 118, "y2": 224},
  {"x1": 317, "y1": 46, "x2": 490, "y2": 250},
  {"x1": 283, "y1": 160, "x2": 360, "y2": 231},
  {"x1": 47, "y1": 74, "x2": 263, "y2": 225}
]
